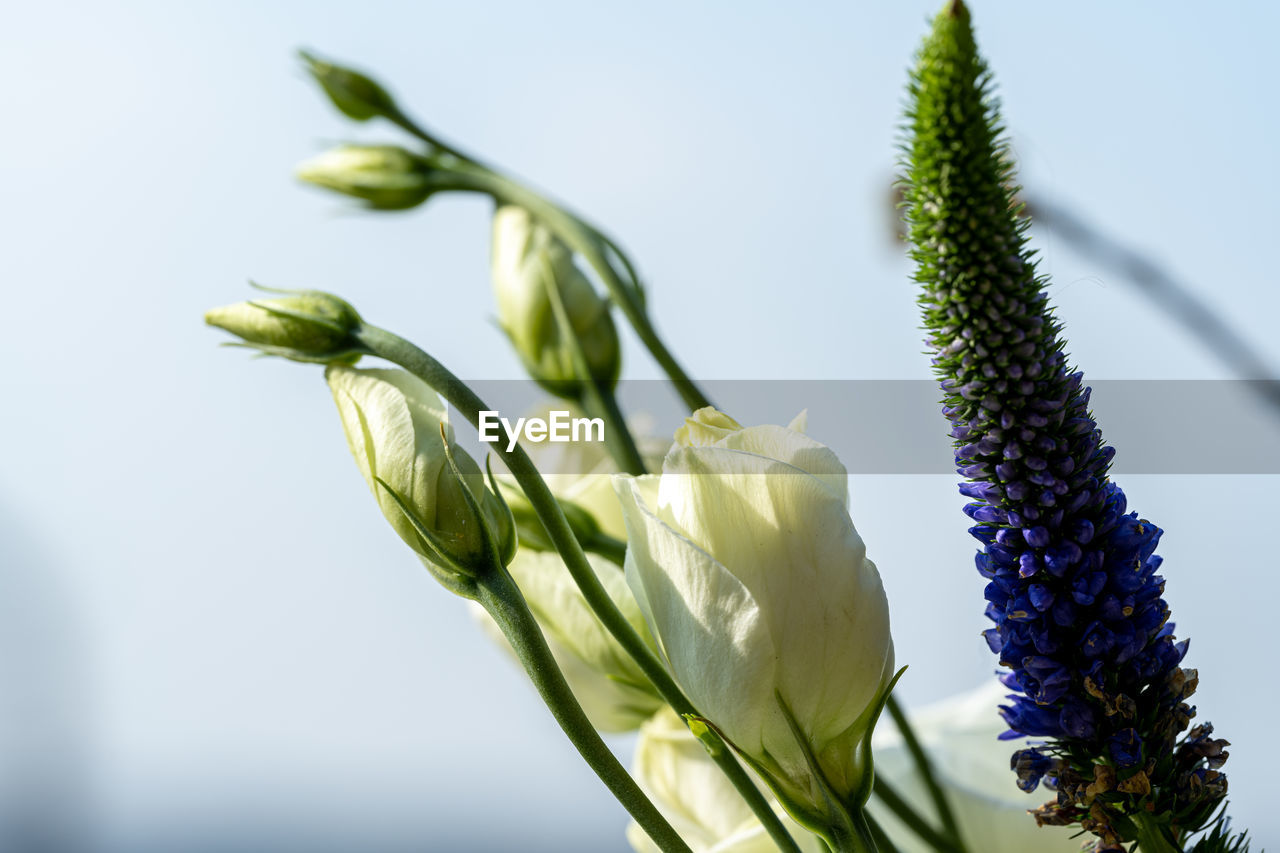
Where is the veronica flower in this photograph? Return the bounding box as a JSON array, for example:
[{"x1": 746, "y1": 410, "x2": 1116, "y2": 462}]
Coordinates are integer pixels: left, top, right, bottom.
[{"x1": 901, "y1": 2, "x2": 1232, "y2": 849}]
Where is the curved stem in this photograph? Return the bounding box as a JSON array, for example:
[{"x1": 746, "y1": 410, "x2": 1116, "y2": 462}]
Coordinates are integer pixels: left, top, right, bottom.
[
  {"x1": 581, "y1": 382, "x2": 647, "y2": 476},
  {"x1": 585, "y1": 530, "x2": 628, "y2": 568},
  {"x1": 822, "y1": 811, "x2": 879, "y2": 853},
  {"x1": 864, "y1": 812, "x2": 900, "y2": 853},
  {"x1": 475, "y1": 568, "x2": 691, "y2": 853},
  {"x1": 870, "y1": 777, "x2": 961, "y2": 853},
  {"x1": 884, "y1": 697, "x2": 967, "y2": 852},
  {"x1": 355, "y1": 324, "x2": 802, "y2": 853},
  {"x1": 533, "y1": 248, "x2": 648, "y2": 477}
]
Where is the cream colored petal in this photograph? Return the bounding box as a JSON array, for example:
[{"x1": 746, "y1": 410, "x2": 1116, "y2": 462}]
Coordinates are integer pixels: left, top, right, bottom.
[
  {"x1": 614, "y1": 475, "x2": 777, "y2": 757},
  {"x1": 506, "y1": 550, "x2": 655, "y2": 694},
  {"x1": 326, "y1": 367, "x2": 455, "y2": 550},
  {"x1": 708, "y1": 424, "x2": 847, "y2": 507},
  {"x1": 658, "y1": 446, "x2": 892, "y2": 747},
  {"x1": 674, "y1": 407, "x2": 745, "y2": 447}
]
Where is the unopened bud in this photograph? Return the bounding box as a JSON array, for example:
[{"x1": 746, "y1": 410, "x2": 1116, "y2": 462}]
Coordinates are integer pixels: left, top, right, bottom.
[
  {"x1": 300, "y1": 51, "x2": 398, "y2": 122},
  {"x1": 205, "y1": 289, "x2": 363, "y2": 364},
  {"x1": 327, "y1": 366, "x2": 517, "y2": 582},
  {"x1": 491, "y1": 205, "x2": 620, "y2": 397},
  {"x1": 297, "y1": 145, "x2": 442, "y2": 211}
]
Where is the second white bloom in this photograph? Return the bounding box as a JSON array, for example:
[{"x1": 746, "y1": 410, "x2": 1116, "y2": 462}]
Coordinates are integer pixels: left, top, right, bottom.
[{"x1": 614, "y1": 407, "x2": 896, "y2": 822}]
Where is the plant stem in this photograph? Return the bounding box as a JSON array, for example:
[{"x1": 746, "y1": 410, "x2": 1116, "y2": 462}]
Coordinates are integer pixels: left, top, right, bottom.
[
  {"x1": 1130, "y1": 811, "x2": 1182, "y2": 853},
  {"x1": 580, "y1": 381, "x2": 647, "y2": 476},
  {"x1": 870, "y1": 777, "x2": 961, "y2": 853},
  {"x1": 355, "y1": 324, "x2": 803, "y2": 853},
  {"x1": 822, "y1": 810, "x2": 879, "y2": 853},
  {"x1": 884, "y1": 697, "x2": 967, "y2": 852},
  {"x1": 474, "y1": 567, "x2": 691, "y2": 853},
  {"x1": 533, "y1": 246, "x2": 648, "y2": 477},
  {"x1": 864, "y1": 812, "x2": 900, "y2": 853},
  {"x1": 585, "y1": 530, "x2": 628, "y2": 568}
]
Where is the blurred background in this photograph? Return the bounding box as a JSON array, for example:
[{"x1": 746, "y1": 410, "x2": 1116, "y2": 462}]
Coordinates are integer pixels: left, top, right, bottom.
[{"x1": 2, "y1": 1, "x2": 1276, "y2": 850}]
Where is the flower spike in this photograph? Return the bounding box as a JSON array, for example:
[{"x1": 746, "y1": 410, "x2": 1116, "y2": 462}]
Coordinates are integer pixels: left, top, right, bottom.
[{"x1": 901, "y1": 2, "x2": 1236, "y2": 849}]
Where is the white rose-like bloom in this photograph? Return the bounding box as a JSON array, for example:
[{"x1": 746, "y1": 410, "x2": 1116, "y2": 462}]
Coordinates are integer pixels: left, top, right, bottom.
[
  {"x1": 614, "y1": 407, "x2": 896, "y2": 821},
  {"x1": 626, "y1": 708, "x2": 825, "y2": 853},
  {"x1": 869, "y1": 681, "x2": 1082, "y2": 853}
]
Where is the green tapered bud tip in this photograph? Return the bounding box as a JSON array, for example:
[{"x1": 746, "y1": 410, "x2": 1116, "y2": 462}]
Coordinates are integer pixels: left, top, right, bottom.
[
  {"x1": 297, "y1": 145, "x2": 440, "y2": 211},
  {"x1": 945, "y1": 0, "x2": 968, "y2": 19},
  {"x1": 299, "y1": 50, "x2": 397, "y2": 122},
  {"x1": 205, "y1": 291, "x2": 364, "y2": 363}
]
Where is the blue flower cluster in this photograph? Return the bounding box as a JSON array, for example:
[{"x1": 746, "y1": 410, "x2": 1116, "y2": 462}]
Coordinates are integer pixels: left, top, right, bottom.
[{"x1": 902, "y1": 2, "x2": 1231, "y2": 845}]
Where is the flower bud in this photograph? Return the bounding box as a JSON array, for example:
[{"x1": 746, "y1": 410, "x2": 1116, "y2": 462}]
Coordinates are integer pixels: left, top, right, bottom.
[
  {"x1": 326, "y1": 366, "x2": 516, "y2": 582},
  {"x1": 474, "y1": 550, "x2": 664, "y2": 732},
  {"x1": 300, "y1": 51, "x2": 398, "y2": 122},
  {"x1": 204, "y1": 289, "x2": 363, "y2": 364},
  {"x1": 614, "y1": 407, "x2": 896, "y2": 826},
  {"x1": 626, "y1": 708, "x2": 825, "y2": 853},
  {"x1": 297, "y1": 145, "x2": 440, "y2": 210},
  {"x1": 491, "y1": 205, "x2": 620, "y2": 397}
]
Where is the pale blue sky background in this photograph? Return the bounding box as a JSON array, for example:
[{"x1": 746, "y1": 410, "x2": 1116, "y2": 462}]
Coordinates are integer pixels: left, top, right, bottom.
[{"x1": 2, "y1": 1, "x2": 1277, "y2": 850}]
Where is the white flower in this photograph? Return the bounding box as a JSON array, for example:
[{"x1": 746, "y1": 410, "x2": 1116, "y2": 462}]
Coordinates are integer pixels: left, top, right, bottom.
[
  {"x1": 869, "y1": 680, "x2": 1083, "y2": 853},
  {"x1": 614, "y1": 407, "x2": 896, "y2": 820}
]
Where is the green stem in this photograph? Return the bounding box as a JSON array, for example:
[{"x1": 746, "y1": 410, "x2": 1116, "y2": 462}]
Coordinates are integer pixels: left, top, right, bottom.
[
  {"x1": 580, "y1": 382, "x2": 647, "y2": 476},
  {"x1": 871, "y1": 777, "x2": 961, "y2": 853},
  {"x1": 864, "y1": 812, "x2": 900, "y2": 853},
  {"x1": 821, "y1": 810, "x2": 879, "y2": 853},
  {"x1": 533, "y1": 246, "x2": 647, "y2": 477},
  {"x1": 1130, "y1": 811, "x2": 1182, "y2": 853},
  {"x1": 386, "y1": 108, "x2": 476, "y2": 168},
  {"x1": 354, "y1": 324, "x2": 802, "y2": 853},
  {"x1": 584, "y1": 530, "x2": 628, "y2": 568},
  {"x1": 474, "y1": 568, "x2": 691, "y2": 853},
  {"x1": 884, "y1": 697, "x2": 967, "y2": 852}
]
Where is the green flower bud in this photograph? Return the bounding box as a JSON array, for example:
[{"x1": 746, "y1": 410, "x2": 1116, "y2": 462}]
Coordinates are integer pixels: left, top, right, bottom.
[
  {"x1": 299, "y1": 51, "x2": 398, "y2": 122},
  {"x1": 296, "y1": 145, "x2": 441, "y2": 211},
  {"x1": 491, "y1": 205, "x2": 621, "y2": 397},
  {"x1": 204, "y1": 289, "x2": 363, "y2": 364},
  {"x1": 326, "y1": 366, "x2": 516, "y2": 584}
]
